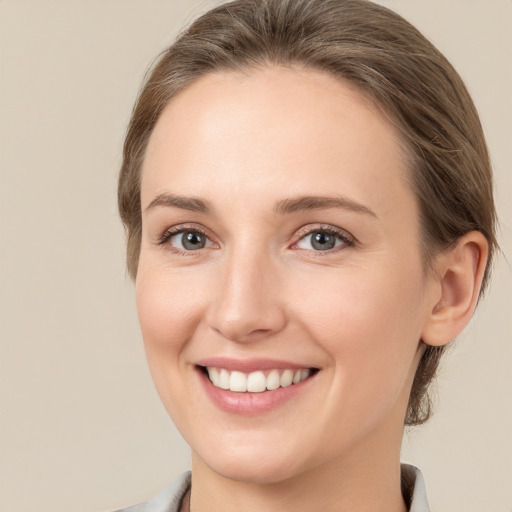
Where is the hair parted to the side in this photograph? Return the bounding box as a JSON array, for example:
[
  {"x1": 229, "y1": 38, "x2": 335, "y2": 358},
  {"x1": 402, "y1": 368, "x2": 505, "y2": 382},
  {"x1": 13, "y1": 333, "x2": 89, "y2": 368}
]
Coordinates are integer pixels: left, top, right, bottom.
[{"x1": 118, "y1": 0, "x2": 497, "y2": 426}]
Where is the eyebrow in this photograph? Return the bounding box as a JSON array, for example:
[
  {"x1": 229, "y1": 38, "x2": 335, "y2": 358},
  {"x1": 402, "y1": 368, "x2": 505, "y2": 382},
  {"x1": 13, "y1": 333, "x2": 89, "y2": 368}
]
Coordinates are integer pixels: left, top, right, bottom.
[
  {"x1": 145, "y1": 193, "x2": 214, "y2": 214},
  {"x1": 144, "y1": 193, "x2": 377, "y2": 218},
  {"x1": 274, "y1": 195, "x2": 377, "y2": 218}
]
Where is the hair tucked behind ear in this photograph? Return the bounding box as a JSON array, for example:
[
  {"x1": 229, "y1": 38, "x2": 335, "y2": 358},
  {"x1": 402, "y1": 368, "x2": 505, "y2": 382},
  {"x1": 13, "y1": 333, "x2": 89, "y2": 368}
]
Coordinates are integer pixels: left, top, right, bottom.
[{"x1": 118, "y1": 0, "x2": 497, "y2": 425}]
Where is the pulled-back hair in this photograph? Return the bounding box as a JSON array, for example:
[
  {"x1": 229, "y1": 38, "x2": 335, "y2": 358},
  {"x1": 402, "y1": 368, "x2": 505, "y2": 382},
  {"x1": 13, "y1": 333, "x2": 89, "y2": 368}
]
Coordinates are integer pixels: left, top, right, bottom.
[{"x1": 118, "y1": 0, "x2": 497, "y2": 425}]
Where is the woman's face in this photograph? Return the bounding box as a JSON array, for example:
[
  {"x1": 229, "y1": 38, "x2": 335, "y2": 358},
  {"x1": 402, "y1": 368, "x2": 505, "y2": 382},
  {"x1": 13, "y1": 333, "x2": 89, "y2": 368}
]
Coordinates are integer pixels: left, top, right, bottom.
[{"x1": 137, "y1": 66, "x2": 433, "y2": 483}]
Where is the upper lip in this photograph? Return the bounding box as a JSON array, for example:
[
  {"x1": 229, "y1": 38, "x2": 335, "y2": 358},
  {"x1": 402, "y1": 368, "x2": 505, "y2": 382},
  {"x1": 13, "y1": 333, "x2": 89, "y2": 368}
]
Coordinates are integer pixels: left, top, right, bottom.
[{"x1": 196, "y1": 357, "x2": 317, "y2": 373}]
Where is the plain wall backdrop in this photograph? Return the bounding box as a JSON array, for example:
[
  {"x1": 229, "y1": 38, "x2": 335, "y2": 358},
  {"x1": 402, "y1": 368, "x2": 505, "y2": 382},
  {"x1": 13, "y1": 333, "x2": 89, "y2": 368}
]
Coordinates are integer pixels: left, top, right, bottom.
[{"x1": 0, "y1": 1, "x2": 511, "y2": 511}]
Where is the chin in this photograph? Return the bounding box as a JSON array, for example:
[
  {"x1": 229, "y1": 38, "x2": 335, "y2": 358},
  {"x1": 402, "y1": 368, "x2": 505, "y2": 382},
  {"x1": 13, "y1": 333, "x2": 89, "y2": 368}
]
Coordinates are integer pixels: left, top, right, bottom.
[
  {"x1": 192, "y1": 436, "x2": 314, "y2": 485},
  {"x1": 208, "y1": 457, "x2": 305, "y2": 485}
]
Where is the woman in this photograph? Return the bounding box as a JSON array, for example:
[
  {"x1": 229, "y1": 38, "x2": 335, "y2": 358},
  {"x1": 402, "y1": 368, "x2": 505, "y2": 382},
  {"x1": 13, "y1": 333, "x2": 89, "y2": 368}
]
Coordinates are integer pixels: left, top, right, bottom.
[{"x1": 115, "y1": 0, "x2": 496, "y2": 510}]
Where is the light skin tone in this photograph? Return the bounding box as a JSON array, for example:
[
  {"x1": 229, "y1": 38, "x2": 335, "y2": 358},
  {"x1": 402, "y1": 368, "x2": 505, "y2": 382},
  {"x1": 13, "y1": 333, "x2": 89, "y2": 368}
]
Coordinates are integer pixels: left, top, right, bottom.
[{"x1": 136, "y1": 65, "x2": 488, "y2": 512}]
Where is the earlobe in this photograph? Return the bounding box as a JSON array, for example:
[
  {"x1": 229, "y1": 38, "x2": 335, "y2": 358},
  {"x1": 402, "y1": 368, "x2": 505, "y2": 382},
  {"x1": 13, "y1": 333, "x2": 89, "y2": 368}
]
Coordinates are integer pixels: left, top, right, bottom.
[{"x1": 422, "y1": 232, "x2": 489, "y2": 347}]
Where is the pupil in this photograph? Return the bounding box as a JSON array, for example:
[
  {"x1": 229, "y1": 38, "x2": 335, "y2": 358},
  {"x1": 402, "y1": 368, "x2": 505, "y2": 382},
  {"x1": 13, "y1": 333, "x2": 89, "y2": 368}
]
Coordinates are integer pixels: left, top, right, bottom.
[
  {"x1": 182, "y1": 231, "x2": 205, "y2": 250},
  {"x1": 311, "y1": 232, "x2": 335, "y2": 250}
]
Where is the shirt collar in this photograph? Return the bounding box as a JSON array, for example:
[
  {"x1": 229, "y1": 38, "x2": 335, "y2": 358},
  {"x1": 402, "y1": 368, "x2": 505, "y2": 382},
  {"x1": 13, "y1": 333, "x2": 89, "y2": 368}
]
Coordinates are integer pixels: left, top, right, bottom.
[
  {"x1": 120, "y1": 466, "x2": 430, "y2": 512},
  {"x1": 402, "y1": 463, "x2": 431, "y2": 512}
]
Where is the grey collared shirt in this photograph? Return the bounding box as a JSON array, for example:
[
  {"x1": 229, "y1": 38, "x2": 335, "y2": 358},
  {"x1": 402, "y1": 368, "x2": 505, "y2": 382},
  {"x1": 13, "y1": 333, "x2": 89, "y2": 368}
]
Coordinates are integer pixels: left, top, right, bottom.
[{"x1": 113, "y1": 464, "x2": 430, "y2": 512}]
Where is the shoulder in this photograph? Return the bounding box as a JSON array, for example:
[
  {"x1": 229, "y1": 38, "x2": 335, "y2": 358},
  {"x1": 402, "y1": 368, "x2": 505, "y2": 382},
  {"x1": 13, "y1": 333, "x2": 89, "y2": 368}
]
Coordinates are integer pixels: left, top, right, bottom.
[{"x1": 112, "y1": 472, "x2": 191, "y2": 512}]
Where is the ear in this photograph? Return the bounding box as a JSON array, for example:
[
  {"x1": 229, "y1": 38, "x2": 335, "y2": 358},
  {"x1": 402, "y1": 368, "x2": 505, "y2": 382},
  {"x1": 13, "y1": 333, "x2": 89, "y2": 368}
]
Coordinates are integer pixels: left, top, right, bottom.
[{"x1": 422, "y1": 231, "x2": 489, "y2": 347}]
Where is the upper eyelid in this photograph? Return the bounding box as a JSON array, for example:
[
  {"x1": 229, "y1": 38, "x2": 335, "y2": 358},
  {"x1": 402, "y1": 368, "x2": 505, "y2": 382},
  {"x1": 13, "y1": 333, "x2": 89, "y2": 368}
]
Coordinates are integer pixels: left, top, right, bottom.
[
  {"x1": 156, "y1": 223, "x2": 215, "y2": 246},
  {"x1": 292, "y1": 224, "x2": 355, "y2": 243},
  {"x1": 155, "y1": 222, "x2": 356, "y2": 248}
]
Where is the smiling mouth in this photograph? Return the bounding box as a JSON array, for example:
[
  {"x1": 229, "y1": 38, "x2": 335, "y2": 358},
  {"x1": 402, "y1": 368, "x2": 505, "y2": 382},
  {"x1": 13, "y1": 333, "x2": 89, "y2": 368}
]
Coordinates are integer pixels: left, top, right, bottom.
[{"x1": 200, "y1": 366, "x2": 318, "y2": 393}]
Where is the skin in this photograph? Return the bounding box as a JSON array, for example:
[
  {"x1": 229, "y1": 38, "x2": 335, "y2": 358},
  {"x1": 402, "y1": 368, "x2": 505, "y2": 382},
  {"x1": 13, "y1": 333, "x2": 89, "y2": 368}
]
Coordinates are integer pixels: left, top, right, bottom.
[{"x1": 136, "y1": 65, "x2": 487, "y2": 512}]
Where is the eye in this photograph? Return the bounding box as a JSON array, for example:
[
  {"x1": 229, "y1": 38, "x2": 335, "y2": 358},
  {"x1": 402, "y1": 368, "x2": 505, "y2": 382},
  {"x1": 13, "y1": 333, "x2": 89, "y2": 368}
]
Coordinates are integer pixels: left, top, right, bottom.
[
  {"x1": 294, "y1": 228, "x2": 352, "y2": 252},
  {"x1": 164, "y1": 229, "x2": 213, "y2": 251}
]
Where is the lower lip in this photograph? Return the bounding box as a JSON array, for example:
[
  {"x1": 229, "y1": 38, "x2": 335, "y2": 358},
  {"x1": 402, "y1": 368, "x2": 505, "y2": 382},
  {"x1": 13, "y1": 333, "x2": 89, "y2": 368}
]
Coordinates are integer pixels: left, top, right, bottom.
[{"x1": 197, "y1": 368, "x2": 315, "y2": 415}]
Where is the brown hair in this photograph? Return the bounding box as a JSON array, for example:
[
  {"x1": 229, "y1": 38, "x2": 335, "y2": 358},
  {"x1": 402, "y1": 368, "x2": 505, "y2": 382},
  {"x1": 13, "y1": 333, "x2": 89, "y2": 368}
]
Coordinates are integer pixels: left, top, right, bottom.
[{"x1": 118, "y1": 0, "x2": 497, "y2": 425}]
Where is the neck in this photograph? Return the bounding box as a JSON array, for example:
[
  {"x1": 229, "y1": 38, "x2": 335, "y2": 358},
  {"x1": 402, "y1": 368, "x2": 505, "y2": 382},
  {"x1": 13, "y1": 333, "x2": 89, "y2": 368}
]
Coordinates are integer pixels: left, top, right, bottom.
[{"x1": 189, "y1": 425, "x2": 407, "y2": 512}]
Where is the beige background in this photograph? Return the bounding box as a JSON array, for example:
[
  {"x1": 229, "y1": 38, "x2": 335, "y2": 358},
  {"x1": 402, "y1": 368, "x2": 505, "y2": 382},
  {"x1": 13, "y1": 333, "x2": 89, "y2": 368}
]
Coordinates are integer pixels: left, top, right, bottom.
[{"x1": 0, "y1": 1, "x2": 510, "y2": 511}]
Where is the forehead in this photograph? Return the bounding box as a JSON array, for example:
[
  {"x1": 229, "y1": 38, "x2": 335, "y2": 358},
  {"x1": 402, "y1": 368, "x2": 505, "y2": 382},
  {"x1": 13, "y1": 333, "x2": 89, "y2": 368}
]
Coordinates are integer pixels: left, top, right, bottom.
[{"x1": 141, "y1": 65, "x2": 412, "y2": 218}]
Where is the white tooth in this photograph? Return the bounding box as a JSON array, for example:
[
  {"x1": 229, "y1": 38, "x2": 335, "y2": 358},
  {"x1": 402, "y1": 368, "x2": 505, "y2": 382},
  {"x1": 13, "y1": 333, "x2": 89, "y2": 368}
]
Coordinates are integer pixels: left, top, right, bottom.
[
  {"x1": 280, "y1": 369, "x2": 294, "y2": 388},
  {"x1": 266, "y1": 369, "x2": 280, "y2": 390},
  {"x1": 230, "y1": 371, "x2": 247, "y2": 392},
  {"x1": 292, "y1": 369, "x2": 302, "y2": 384},
  {"x1": 208, "y1": 367, "x2": 220, "y2": 386},
  {"x1": 247, "y1": 371, "x2": 266, "y2": 392},
  {"x1": 300, "y1": 369, "x2": 311, "y2": 381},
  {"x1": 219, "y1": 369, "x2": 230, "y2": 389}
]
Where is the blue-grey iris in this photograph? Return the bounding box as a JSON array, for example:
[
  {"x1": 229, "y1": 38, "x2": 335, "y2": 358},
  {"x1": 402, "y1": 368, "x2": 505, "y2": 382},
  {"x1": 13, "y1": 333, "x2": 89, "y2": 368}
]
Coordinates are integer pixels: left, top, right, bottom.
[
  {"x1": 182, "y1": 231, "x2": 206, "y2": 250},
  {"x1": 311, "y1": 232, "x2": 336, "y2": 250}
]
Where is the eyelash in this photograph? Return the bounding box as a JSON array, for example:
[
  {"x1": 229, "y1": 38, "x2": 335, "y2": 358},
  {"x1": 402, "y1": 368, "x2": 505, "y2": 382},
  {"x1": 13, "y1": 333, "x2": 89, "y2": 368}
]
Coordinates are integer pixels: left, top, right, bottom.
[
  {"x1": 156, "y1": 224, "x2": 356, "y2": 255},
  {"x1": 291, "y1": 224, "x2": 355, "y2": 254},
  {"x1": 156, "y1": 224, "x2": 214, "y2": 256}
]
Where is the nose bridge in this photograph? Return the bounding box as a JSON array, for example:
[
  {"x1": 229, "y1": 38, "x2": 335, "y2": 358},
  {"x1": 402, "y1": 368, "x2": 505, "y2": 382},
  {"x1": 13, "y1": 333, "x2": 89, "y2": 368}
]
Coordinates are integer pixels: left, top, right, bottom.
[{"x1": 207, "y1": 241, "x2": 286, "y2": 342}]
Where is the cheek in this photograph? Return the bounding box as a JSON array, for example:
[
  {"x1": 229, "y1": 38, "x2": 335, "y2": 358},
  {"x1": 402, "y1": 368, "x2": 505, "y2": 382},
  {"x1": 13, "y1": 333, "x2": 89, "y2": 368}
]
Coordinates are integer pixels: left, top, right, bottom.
[
  {"x1": 294, "y1": 263, "x2": 424, "y2": 342},
  {"x1": 291, "y1": 262, "x2": 426, "y2": 406},
  {"x1": 135, "y1": 267, "x2": 208, "y2": 394},
  {"x1": 136, "y1": 266, "x2": 203, "y2": 346},
  {"x1": 135, "y1": 267, "x2": 210, "y2": 425}
]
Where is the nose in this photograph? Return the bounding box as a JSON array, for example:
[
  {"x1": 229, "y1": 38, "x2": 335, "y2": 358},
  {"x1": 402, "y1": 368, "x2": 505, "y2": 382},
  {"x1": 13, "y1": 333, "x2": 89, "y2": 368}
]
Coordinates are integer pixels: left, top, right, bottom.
[{"x1": 206, "y1": 249, "x2": 287, "y2": 343}]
